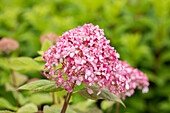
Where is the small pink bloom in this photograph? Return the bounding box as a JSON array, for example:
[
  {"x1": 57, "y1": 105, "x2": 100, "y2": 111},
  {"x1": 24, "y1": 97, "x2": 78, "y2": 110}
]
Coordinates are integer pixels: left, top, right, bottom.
[
  {"x1": 97, "y1": 91, "x2": 101, "y2": 96},
  {"x1": 142, "y1": 87, "x2": 149, "y2": 93},
  {"x1": 40, "y1": 32, "x2": 60, "y2": 44},
  {"x1": 87, "y1": 87, "x2": 93, "y2": 94},
  {"x1": 76, "y1": 80, "x2": 81, "y2": 86},
  {"x1": 0, "y1": 37, "x2": 19, "y2": 54}
]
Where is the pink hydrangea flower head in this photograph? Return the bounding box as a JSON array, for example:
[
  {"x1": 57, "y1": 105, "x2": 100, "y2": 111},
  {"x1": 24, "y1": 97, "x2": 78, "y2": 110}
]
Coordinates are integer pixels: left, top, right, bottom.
[
  {"x1": 0, "y1": 37, "x2": 19, "y2": 54},
  {"x1": 40, "y1": 32, "x2": 60, "y2": 44},
  {"x1": 43, "y1": 24, "x2": 129, "y2": 95},
  {"x1": 118, "y1": 61, "x2": 149, "y2": 99}
]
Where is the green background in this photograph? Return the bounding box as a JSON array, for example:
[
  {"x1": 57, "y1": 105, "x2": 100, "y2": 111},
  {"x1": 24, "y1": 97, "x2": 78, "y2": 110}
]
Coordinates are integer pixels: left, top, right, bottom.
[{"x1": 0, "y1": 0, "x2": 170, "y2": 113}]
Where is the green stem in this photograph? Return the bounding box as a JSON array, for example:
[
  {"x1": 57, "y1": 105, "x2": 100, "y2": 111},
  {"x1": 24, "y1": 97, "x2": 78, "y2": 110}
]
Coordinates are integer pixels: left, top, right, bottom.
[
  {"x1": 61, "y1": 82, "x2": 75, "y2": 113},
  {"x1": 58, "y1": 96, "x2": 61, "y2": 105},
  {"x1": 62, "y1": 92, "x2": 73, "y2": 113},
  {"x1": 6, "y1": 54, "x2": 20, "y2": 107},
  {"x1": 115, "y1": 103, "x2": 119, "y2": 113},
  {"x1": 61, "y1": 93, "x2": 69, "y2": 113},
  {"x1": 52, "y1": 92, "x2": 55, "y2": 104}
]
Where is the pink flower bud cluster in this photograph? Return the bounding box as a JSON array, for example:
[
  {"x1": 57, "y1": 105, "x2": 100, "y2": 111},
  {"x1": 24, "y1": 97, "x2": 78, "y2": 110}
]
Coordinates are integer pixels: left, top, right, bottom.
[
  {"x1": 40, "y1": 33, "x2": 60, "y2": 44},
  {"x1": 118, "y1": 61, "x2": 149, "y2": 99},
  {"x1": 0, "y1": 37, "x2": 19, "y2": 54},
  {"x1": 42, "y1": 23, "x2": 149, "y2": 97}
]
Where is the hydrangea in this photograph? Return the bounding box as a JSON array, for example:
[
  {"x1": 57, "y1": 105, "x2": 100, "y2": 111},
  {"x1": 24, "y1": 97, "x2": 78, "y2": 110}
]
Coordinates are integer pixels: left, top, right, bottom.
[
  {"x1": 0, "y1": 37, "x2": 19, "y2": 54},
  {"x1": 40, "y1": 32, "x2": 60, "y2": 44},
  {"x1": 118, "y1": 61, "x2": 149, "y2": 99},
  {"x1": 42, "y1": 23, "x2": 149, "y2": 97}
]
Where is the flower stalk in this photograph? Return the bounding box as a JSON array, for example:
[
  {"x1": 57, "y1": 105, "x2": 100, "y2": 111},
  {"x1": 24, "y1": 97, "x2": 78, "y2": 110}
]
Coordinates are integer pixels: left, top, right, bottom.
[
  {"x1": 6, "y1": 54, "x2": 20, "y2": 107},
  {"x1": 52, "y1": 92, "x2": 55, "y2": 105},
  {"x1": 115, "y1": 103, "x2": 119, "y2": 113},
  {"x1": 61, "y1": 82, "x2": 75, "y2": 113}
]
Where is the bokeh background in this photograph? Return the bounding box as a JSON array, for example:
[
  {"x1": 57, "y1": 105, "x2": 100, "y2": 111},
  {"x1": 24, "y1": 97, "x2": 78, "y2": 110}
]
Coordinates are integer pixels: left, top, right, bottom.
[{"x1": 0, "y1": 0, "x2": 170, "y2": 113}]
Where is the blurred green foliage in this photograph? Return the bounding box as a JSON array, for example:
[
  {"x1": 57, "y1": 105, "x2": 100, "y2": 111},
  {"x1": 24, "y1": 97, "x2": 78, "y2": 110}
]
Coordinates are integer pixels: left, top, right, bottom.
[{"x1": 0, "y1": 0, "x2": 170, "y2": 113}]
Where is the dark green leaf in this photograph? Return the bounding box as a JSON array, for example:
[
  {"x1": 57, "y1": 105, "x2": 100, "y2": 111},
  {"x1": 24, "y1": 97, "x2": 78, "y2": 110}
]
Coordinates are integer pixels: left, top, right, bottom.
[{"x1": 78, "y1": 86, "x2": 125, "y2": 107}]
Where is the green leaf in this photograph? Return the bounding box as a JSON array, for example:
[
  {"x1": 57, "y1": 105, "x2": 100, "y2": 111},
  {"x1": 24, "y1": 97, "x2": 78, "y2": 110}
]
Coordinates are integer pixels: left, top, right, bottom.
[
  {"x1": 0, "y1": 98, "x2": 18, "y2": 111},
  {"x1": 72, "y1": 93, "x2": 87, "y2": 104},
  {"x1": 73, "y1": 100, "x2": 95, "y2": 112},
  {"x1": 78, "y1": 86, "x2": 125, "y2": 107},
  {"x1": 85, "y1": 107, "x2": 103, "y2": 113},
  {"x1": 43, "y1": 105, "x2": 76, "y2": 113},
  {"x1": 101, "y1": 100, "x2": 114, "y2": 110},
  {"x1": 0, "y1": 110, "x2": 15, "y2": 113},
  {"x1": 56, "y1": 62, "x2": 62, "y2": 69},
  {"x1": 56, "y1": 90, "x2": 67, "y2": 97},
  {"x1": 5, "y1": 83, "x2": 15, "y2": 91},
  {"x1": 0, "y1": 58, "x2": 9, "y2": 69},
  {"x1": 37, "y1": 51, "x2": 44, "y2": 56},
  {"x1": 43, "y1": 105, "x2": 60, "y2": 113},
  {"x1": 9, "y1": 57, "x2": 42, "y2": 71},
  {"x1": 10, "y1": 72, "x2": 28, "y2": 87},
  {"x1": 158, "y1": 101, "x2": 170, "y2": 111},
  {"x1": 18, "y1": 79, "x2": 63, "y2": 92},
  {"x1": 0, "y1": 70, "x2": 10, "y2": 86},
  {"x1": 159, "y1": 51, "x2": 170, "y2": 65},
  {"x1": 34, "y1": 56, "x2": 44, "y2": 61},
  {"x1": 17, "y1": 103, "x2": 38, "y2": 113},
  {"x1": 12, "y1": 92, "x2": 29, "y2": 106},
  {"x1": 30, "y1": 93, "x2": 52, "y2": 105},
  {"x1": 41, "y1": 39, "x2": 53, "y2": 52}
]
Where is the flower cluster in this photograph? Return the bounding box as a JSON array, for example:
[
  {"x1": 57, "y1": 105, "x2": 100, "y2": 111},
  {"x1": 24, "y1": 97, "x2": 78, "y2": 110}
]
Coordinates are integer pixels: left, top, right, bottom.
[
  {"x1": 118, "y1": 61, "x2": 149, "y2": 99},
  {"x1": 42, "y1": 24, "x2": 149, "y2": 97},
  {"x1": 40, "y1": 32, "x2": 60, "y2": 44},
  {"x1": 0, "y1": 37, "x2": 19, "y2": 54}
]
